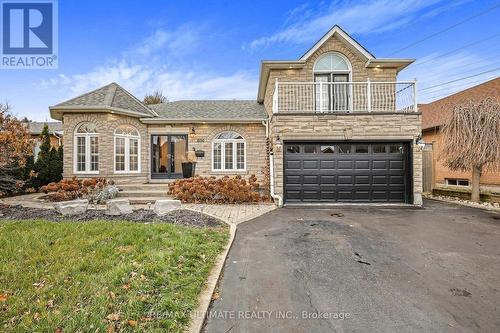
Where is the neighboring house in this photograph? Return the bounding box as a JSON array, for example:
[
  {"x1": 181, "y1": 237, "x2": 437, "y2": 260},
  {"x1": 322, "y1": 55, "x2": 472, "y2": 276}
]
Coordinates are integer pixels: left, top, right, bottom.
[
  {"x1": 27, "y1": 121, "x2": 63, "y2": 160},
  {"x1": 420, "y1": 77, "x2": 500, "y2": 188},
  {"x1": 49, "y1": 25, "x2": 422, "y2": 205}
]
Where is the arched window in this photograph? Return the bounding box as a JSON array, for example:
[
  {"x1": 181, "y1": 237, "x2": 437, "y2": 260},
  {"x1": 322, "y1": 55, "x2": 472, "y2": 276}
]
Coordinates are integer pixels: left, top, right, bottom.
[
  {"x1": 212, "y1": 131, "x2": 245, "y2": 171},
  {"x1": 313, "y1": 53, "x2": 351, "y2": 72},
  {"x1": 74, "y1": 122, "x2": 99, "y2": 173},
  {"x1": 313, "y1": 53, "x2": 352, "y2": 112},
  {"x1": 114, "y1": 125, "x2": 140, "y2": 173}
]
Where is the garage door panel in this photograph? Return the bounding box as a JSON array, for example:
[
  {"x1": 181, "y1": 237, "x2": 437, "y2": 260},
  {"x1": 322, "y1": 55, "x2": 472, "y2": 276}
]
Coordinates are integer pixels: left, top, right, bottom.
[
  {"x1": 303, "y1": 160, "x2": 319, "y2": 169},
  {"x1": 372, "y1": 160, "x2": 387, "y2": 169},
  {"x1": 303, "y1": 175, "x2": 319, "y2": 184},
  {"x1": 355, "y1": 160, "x2": 370, "y2": 169},
  {"x1": 319, "y1": 160, "x2": 335, "y2": 169},
  {"x1": 284, "y1": 142, "x2": 409, "y2": 203},
  {"x1": 338, "y1": 175, "x2": 353, "y2": 184},
  {"x1": 320, "y1": 175, "x2": 335, "y2": 184},
  {"x1": 286, "y1": 160, "x2": 301, "y2": 169},
  {"x1": 337, "y1": 160, "x2": 353, "y2": 169}
]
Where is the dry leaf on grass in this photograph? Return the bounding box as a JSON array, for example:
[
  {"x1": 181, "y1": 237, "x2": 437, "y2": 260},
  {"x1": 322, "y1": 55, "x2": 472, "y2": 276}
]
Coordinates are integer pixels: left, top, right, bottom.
[
  {"x1": 127, "y1": 319, "x2": 138, "y2": 327},
  {"x1": 0, "y1": 294, "x2": 9, "y2": 302},
  {"x1": 106, "y1": 313, "x2": 121, "y2": 321}
]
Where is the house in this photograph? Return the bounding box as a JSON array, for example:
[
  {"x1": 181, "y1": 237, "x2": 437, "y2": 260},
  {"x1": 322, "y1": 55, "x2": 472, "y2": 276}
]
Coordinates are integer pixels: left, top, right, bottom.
[
  {"x1": 27, "y1": 121, "x2": 63, "y2": 159},
  {"x1": 420, "y1": 77, "x2": 500, "y2": 189},
  {"x1": 49, "y1": 25, "x2": 422, "y2": 206}
]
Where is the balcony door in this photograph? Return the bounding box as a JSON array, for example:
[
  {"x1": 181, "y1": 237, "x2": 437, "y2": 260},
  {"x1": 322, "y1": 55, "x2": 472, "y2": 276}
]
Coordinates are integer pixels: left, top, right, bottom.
[
  {"x1": 314, "y1": 73, "x2": 350, "y2": 112},
  {"x1": 151, "y1": 135, "x2": 187, "y2": 179}
]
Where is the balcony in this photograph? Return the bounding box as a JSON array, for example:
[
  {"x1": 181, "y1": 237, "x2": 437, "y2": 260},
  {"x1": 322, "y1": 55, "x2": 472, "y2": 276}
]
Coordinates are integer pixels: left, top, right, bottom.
[{"x1": 272, "y1": 80, "x2": 417, "y2": 114}]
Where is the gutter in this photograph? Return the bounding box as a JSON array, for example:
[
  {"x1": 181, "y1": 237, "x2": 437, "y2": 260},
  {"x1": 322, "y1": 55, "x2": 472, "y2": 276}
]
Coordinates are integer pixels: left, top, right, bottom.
[
  {"x1": 262, "y1": 119, "x2": 283, "y2": 207},
  {"x1": 140, "y1": 118, "x2": 267, "y2": 124}
]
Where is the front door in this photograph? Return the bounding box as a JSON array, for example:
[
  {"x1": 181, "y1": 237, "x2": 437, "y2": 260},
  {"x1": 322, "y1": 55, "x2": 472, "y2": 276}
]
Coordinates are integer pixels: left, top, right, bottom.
[{"x1": 151, "y1": 134, "x2": 188, "y2": 179}]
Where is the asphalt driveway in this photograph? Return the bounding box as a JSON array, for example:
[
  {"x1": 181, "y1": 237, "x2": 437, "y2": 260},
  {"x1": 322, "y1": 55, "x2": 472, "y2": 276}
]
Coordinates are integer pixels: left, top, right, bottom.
[{"x1": 204, "y1": 200, "x2": 500, "y2": 333}]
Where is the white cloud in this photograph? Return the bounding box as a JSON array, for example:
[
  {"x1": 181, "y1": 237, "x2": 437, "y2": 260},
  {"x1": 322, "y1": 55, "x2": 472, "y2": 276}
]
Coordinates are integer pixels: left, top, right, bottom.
[
  {"x1": 249, "y1": 0, "x2": 446, "y2": 49},
  {"x1": 42, "y1": 25, "x2": 258, "y2": 103}
]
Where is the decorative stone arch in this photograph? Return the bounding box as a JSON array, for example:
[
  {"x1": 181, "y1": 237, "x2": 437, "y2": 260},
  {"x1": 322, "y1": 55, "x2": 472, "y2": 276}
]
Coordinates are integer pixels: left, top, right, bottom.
[
  {"x1": 206, "y1": 125, "x2": 250, "y2": 142},
  {"x1": 208, "y1": 126, "x2": 248, "y2": 172}
]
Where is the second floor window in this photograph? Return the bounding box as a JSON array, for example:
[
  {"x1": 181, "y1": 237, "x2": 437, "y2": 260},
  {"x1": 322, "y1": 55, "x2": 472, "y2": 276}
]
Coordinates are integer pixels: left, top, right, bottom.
[{"x1": 314, "y1": 53, "x2": 351, "y2": 112}]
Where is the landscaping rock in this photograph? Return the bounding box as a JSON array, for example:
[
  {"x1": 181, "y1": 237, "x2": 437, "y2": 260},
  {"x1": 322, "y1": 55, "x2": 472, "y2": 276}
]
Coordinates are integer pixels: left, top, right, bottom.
[
  {"x1": 106, "y1": 198, "x2": 133, "y2": 216},
  {"x1": 153, "y1": 199, "x2": 181, "y2": 216},
  {"x1": 53, "y1": 199, "x2": 88, "y2": 216}
]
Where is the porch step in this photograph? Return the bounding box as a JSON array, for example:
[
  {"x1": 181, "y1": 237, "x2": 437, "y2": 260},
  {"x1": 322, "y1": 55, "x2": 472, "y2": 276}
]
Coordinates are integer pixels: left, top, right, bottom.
[
  {"x1": 117, "y1": 190, "x2": 170, "y2": 198},
  {"x1": 118, "y1": 183, "x2": 171, "y2": 191},
  {"x1": 127, "y1": 197, "x2": 174, "y2": 205}
]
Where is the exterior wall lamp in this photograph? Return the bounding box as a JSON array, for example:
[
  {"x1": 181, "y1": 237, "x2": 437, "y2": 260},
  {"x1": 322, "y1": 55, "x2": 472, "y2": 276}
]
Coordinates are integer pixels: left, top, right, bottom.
[{"x1": 189, "y1": 127, "x2": 196, "y2": 139}]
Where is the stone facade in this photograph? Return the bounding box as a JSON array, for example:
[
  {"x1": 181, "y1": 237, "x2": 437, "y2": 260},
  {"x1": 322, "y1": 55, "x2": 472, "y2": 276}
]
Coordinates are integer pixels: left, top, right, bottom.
[
  {"x1": 261, "y1": 33, "x2": 423, "y2": 205},
  {"x1": 146, "y1": 122, "x2": 267, "y2": 182},
  {"x1": 269, "y1": 114, "x2": 423, "y2": 205},
  {"x1": 62, "y1": 113, "x2": 150, "y2": 182},
  {"x1": 62, "y1": 113, "x2": 267, "y2": 183}
]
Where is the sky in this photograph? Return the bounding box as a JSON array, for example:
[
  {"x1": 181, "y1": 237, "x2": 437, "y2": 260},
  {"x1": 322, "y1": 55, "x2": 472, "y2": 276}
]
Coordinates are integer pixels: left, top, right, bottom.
[{"x1": 1, "y1": 0, "x2": 500, "y2": 121}]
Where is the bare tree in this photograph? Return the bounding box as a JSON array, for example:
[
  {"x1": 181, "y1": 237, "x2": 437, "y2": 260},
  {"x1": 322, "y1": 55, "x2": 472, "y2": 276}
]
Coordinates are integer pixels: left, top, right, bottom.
[
  {"x1": 440, "y1": 98, "x2": 500, "y2": 202},
  {"x1": 143, "y1": 90, "x2": 168, "y2": 105}
]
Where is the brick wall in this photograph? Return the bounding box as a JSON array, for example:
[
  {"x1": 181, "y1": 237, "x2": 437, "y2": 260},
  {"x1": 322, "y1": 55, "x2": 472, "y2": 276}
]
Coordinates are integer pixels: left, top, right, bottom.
[
  {"x1": 270, "y1": 114, "x2": 423, "y2": 205},
  {"x1": 423, "y1": 129, "x2": 500, "y2": 186},
  {"x1": 263, "y1": 34, "x2": 398, "y2": 116},
  {"x1": 147, "y1": 123, "x2": 268, "y2": 182},
  {"x1": 62, "y1": 113, "x2": 268, "y2": 183},
  {"x1": 62, "y1": 113, "x2": 150, "y2": 182},
  {"x1": 261, "y1": 33, "x2": 422, "y2": 205}
]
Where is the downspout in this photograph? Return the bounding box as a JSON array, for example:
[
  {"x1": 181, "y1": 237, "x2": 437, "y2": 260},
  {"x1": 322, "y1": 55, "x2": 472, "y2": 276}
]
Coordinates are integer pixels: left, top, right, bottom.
[{"x1": 262, "y1": 120, "x2": 283, "y2": 207}]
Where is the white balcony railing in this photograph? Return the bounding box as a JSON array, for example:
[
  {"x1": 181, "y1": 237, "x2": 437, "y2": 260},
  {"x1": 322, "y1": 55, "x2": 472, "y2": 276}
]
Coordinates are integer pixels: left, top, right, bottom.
[{"x1": 272, "y1": 79, "x2": 417, "y2": 114}]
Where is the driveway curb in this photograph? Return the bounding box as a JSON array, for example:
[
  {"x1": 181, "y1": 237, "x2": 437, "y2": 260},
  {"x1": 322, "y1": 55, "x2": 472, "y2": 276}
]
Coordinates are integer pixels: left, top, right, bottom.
[
  {"x1": 184, "y1": 212, "x2": 237, "y2": 333},
  {"x1": 426, "y1": 197, "x2": 500, "y2": 212}
]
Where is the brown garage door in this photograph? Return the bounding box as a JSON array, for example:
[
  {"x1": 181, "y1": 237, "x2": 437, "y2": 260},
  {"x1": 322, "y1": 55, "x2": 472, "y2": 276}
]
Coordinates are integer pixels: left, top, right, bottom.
[{"x1": 284, "y1": 142, "x2": 411, "y2": 203}]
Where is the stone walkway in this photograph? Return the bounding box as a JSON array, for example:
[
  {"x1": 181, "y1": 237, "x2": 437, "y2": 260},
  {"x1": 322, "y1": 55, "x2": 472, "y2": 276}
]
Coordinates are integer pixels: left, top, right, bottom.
[
  {"x1": 183, "y1": 204, "x2": 276, "y2": 225},
  {"x1": 0, "y1": 194, "x2": 276, "y2": 225}
]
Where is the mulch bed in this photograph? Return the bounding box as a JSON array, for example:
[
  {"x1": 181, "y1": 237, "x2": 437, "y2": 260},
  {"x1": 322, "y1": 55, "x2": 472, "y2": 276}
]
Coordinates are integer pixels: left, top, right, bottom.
[{"x1": 0, "y1": 204, "x2": 224, "y2": 228}]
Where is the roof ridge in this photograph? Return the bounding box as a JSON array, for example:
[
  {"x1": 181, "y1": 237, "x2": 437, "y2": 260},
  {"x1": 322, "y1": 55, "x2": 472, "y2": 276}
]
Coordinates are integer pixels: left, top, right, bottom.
[
  {"x1": 54, "y1": 83, "x2": 114, "y2": 107},
  {"x1": 104, "y1": 83, "x2": 118, "y2": 106},
  {"x1": 112, "y1": 82, "x2": 158, "y2": 117}
]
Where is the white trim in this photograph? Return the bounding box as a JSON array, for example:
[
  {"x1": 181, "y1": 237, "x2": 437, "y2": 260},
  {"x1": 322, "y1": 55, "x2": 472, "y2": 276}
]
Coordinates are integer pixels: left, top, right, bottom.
[
  {"x1": 300, "y1": 26, "x2": 374, "y2": 61},
  {"x1": 211, "y1": 132, "x2": 247, "y2": 172},
  {"x1": 113, "y1": 126, "x2": 141, "y2": 174},
  {"x1": 73, "y1": 131, "x2": 99, "y2": 174}
]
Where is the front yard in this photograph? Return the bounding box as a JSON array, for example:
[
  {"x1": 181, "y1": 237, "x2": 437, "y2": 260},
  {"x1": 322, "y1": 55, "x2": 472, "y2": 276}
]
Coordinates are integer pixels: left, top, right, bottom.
[{"x1": 0, "y1": 218, "x2": 228, "y2": 332}]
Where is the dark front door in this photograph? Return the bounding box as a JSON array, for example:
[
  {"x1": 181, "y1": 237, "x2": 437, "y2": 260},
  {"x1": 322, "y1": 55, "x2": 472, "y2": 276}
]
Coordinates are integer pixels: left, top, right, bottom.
[
  {"x1": 151, "y1": 135, "x2": 187, "y2": 179},
  {"x1": 284, "y1": 142, "x2": 411, "y2": 203}
]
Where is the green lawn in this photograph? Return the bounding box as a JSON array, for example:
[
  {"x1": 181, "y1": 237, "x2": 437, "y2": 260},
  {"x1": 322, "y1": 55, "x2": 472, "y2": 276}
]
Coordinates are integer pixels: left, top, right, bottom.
[{"x1": 0, "y1": 220, "x2": 228, "y2": 332}]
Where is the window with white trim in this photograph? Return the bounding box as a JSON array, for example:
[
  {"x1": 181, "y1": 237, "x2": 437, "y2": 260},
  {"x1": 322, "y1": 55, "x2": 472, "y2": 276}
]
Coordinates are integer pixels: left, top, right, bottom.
[
  {"x1": 114, "y1": 125, "x2": 140, "y2": 173},
  {"x1": 74, "y1": 122, "x2": 99, "y2": 173},
  {"x1": 212, "y1": 131, "x2": 245, "y2": 171}
]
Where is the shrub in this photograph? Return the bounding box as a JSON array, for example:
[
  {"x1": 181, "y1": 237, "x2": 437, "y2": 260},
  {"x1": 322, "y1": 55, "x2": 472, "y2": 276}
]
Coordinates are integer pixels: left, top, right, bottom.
[
  {"x1": 41, "y1": 177, "x2": 118, "y2": 203},
  {"x1": 168, "y1": 175, "x2": 269, "y2": 204}
]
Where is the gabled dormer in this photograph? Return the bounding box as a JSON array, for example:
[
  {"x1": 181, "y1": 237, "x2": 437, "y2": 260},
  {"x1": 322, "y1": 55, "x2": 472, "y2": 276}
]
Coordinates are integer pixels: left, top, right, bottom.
[{"x1": 257, "y1": 25, "x2": 416, "y2": 114}]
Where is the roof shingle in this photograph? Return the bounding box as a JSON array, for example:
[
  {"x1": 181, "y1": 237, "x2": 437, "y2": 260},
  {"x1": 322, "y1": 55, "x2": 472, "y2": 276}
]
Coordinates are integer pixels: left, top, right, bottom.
[
  {"x1": 149, "y1": 100, "x2": 267, "y2": 120},
  {"x1": 421, "y1": 77, "x2": 500, "y2": 130},
  {"x1": 53, "y1": 82, "x2": 155, "y2": 117}
]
